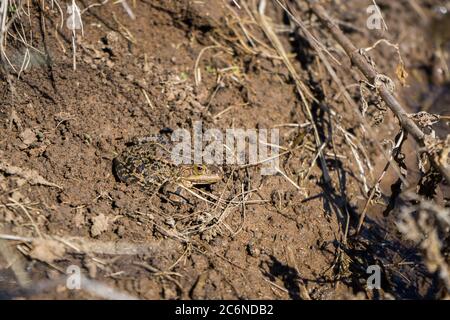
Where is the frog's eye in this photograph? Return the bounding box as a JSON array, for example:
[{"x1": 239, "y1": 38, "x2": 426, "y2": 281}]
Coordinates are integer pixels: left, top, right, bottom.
[{"x1": 193, "y1": 164, "x2": 205, "y2": 174}]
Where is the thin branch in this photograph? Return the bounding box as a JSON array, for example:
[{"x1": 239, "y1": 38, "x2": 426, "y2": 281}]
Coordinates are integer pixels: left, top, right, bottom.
[{"x1": 308, "y1": 1, "x2": 450, "y2": 183}]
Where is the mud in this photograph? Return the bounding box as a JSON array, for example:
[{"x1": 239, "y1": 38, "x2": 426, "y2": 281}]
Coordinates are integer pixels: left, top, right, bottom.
[{"x1": 0, "y1": 0, "x2": 449, "y2": 300}]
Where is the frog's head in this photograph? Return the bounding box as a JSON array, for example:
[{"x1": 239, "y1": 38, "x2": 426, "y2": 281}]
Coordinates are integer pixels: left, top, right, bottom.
[{"x1": 179, "y1": 164, "x2": 222, "y2": 186}]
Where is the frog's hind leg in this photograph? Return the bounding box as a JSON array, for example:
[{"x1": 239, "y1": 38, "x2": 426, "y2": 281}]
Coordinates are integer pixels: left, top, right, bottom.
[
  {"x1": 138, "y1": 179, "x2": 178, "y2": 205},
  {"x1": 113, "y1": 158, "x2": 138, "y2": 184},
  {"x1": 157, "y1": 181, "x2": 190, "y2": 205}
]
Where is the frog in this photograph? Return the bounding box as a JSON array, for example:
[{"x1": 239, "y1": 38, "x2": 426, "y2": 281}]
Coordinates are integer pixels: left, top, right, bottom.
[{"x1": 113, "y1": 133, "x2": 222, "y2": 197}]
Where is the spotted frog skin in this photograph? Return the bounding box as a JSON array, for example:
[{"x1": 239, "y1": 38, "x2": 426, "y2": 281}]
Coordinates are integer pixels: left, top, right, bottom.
[{"x1": 113, "y1": 133, "x2": 222, "y2": 190}]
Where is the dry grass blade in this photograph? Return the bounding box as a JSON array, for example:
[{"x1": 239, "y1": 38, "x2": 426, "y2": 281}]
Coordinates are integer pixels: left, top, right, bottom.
[
  {"x1": 252, "y1": 0, "x2": 331, "y2": 183},
  {"x1": 0, "y1": 160, "x2": 62, "y2": 189},
  {"x1": 0, "y1": 234, "x2": 184, "y2": 256},
  {"x1": 0, "y1": 0, "x2": 64, "y2": 74}
]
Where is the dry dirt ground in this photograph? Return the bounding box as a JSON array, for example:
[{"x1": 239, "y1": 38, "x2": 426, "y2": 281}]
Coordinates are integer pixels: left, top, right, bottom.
[{"x1": 0, "y1": 0, "x2": 449, "y2": 299}]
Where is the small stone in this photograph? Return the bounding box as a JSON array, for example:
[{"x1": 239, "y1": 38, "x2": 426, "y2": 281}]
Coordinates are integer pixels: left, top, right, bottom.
[
  {"x1": 83, "y1": 56, "x2": 93, "y2": 64},
  {"x1": 189, "y1": 100, "x2": 203, "y2": 110},
  {"x1": 247, "y1": 242, "x2": 260, "y2": 257},
  {"x1": 73, "y1": 210, "x2": 85, "y2": 228},
  {"x1": 116, "y1": 225, "x2": 126, "y2": 237},
  {"x1": 106, "y1": 31, "x2": 120, "y2": 45},
  {"x1": 10, "y1": 190, "x2": 24, "y2": 202},
  {"x1": 19, "y1": 128, "x2": 36, "y2": 146},
  {"x1": 165, "y1": 216, "x2": 175, "y2": 228},
  {"x1": 36, "y1": 131, "x2": 45, "y2": 142}
]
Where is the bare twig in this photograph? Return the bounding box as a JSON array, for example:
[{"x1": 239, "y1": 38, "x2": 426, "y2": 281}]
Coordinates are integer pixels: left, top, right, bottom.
[{"x1": 308, "y1": 1, "x2": 450, "y2": 183}]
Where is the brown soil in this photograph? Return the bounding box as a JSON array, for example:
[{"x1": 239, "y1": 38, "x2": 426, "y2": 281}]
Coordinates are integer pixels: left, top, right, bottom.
[{"x1": 0, "y1": 0, "x2": 449, "y2": 300}]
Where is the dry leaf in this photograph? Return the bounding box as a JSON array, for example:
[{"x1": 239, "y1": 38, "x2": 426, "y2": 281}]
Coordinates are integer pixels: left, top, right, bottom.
[
  {"x1": 0, "y1": 160, "x2": 61, "y2": 189},
  {"x1": 91, "y1": 214, "x2": 110, "y2": 237},
  {"x1": 29, "y1": 239, "x2": 66, "y2": 264},
  {"x1": 396, "y1": 63, "x2": 408, "y2": 86},
  {"x1": 9, "y1": 108, "x2": 22, "y2": 131}
]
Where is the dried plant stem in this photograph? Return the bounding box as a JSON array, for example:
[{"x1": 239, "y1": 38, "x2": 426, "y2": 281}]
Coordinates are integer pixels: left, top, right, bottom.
[
  {"x1": 0, "y1": 0, "x2": 9, "y2": 63},
  {"x1": 309, "y1": 1, "x2": 450, "y2": 183},
  {"x1": 257, "y1": 0, "x2": 330, "y2": 183}
]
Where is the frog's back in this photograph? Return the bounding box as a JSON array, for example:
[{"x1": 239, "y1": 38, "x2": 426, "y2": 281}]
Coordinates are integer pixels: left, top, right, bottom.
[{"x1": 113, "y1": 134, "x2": 175, "y2": 187}]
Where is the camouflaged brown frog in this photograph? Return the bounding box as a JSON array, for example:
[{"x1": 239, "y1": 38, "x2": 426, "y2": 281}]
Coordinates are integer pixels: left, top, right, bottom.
[{"x1": 113, "y1": 132, "x2": 222, "y2": 196}]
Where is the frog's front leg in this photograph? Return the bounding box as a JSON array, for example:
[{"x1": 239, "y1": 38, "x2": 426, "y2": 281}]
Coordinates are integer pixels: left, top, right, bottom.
[{"x1": 160, "y1": 182, "x2": 190, "y2": 204}]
